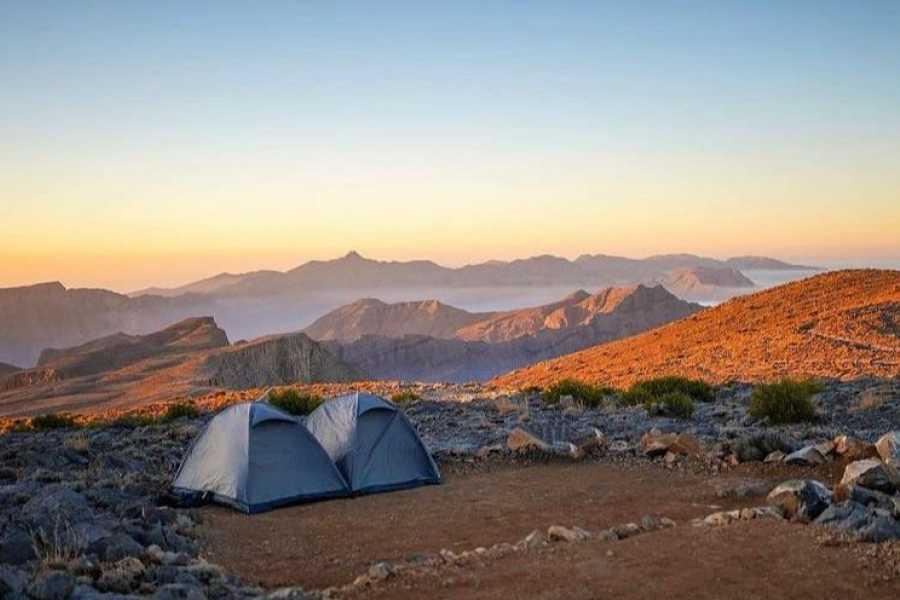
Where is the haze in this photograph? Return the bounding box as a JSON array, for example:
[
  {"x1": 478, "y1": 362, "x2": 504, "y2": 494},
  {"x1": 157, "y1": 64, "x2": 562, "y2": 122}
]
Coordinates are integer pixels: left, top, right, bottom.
[{"x1": 2, "y1": 2, "x2": 899, "y2": 292}]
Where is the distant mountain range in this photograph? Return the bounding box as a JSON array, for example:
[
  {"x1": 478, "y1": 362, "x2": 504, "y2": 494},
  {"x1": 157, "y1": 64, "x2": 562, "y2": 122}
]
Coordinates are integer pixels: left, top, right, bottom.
[
  {"x1": 0, "y1": 251, "x2": 817, "y2": 368},
  {"x1": 495, "y1": 269, "x2": 900, "y2": 389},
  {"x1": 130, "y1": 250, "x2": 811, "y2": 298}
]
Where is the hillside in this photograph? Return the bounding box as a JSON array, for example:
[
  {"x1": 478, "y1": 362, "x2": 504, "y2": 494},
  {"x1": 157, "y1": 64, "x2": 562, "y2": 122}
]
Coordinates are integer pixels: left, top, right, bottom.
[
  {"x1": 324, "y1": 285, "x2": 700, "y2": 382},
  {"x1": 0, "y1": 319, "x2": 362, "y2": 418},
  {"x1": 304, "y1": 298, "x2": 491, "y2": 341},
  {"x1": 494, "y1": 269, "x2": 900, "y2": 389}
]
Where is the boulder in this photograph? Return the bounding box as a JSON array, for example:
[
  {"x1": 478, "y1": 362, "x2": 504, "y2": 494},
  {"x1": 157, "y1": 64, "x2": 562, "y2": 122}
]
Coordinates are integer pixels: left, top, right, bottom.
[
  {"x1": 732, "y1": 432, "x2": 797, "y2": 463},
  {"x1": 506, "y1": 427, "x2": 551, "y2": 452},
  {"x1": 22, "y1": 487, "x2": 93, "y2": 533},
  {"x1": 783, "y1": 446, "x2": 827, "y2": 467},
  {"x1": 0, "y1": 565, "x2": 28, "y2": 598},
  {"x1": 89, "y1": 533, "x2": 145, "y2": 563},
  {"x1": 639, "y1": 431, "x2": 701, "y2": 458},
  {"x1": 875, "y1": 432, "x2": 900, "y2": 465},
  {"x1": 520, "y1": 530, "x2": 546, "y2": 550},
  {"x1": 764, "y1": 451, "x2": 785, "y2": 463},
  {"x1": 832, "y1": 435, "x2": 879, "y2": 461},
  {"x1": 27, "y1": 570, "x2": 75, "y2": 600},
  {"x1": 0, "y1": 524, "x2": 36, "y2": 565},
  {"x1": 767, "y1": 480, "x2": 832, "y2": 522},
  {"x1": 152, "y1": 584, "x2": 206, "y2": 600},
  {"x1": 547, "y1": 525, "x2": 590, "y2": 542},
  {"x1": 814, "y1": 501, "x2": 900, "y2": 543},
  {"x1": 839, "y1": 459, "x2": 900, "y2": 494}
]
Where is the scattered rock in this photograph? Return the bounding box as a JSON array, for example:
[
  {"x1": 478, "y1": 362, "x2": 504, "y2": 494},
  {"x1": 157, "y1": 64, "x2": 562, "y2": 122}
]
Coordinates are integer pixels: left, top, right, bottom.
[
  {"x1": 521, "y1": 530, "x2": 546, "y2": 550},
  {"x1": 153, "y1": 583, "x2": 206, "y2": 600},
  {"x1": 832, "y1": 435, "x2": 879, "y2": 461},
  {"x1": 367, "y1": 562, "x2": 393, "y2": 581},
  {"x1": 27, "y1": 570, "x2": 76, "y2": 600},
  {"x1": 767, "y1": 480, "x2": 832, "y2": 522},
  {"x1": 839, "y1": 459, "x2": 900, "y2": 494},
  {"x1": 639, "y1": 430, "x2": 700, "y2": 458},
  {"x1": 0, "y1": 524, "x2": 37, "y2": 565},
  {"x1": 763, "y1": 451, "x2": 785, "y2": 463},
  {"x1": 0, "y1": 565, "x2": 28, "y2": 598},
  {"x1": 783, "y1": 446, "x2": 827, "y2": 467},
  {"x1": 875, "y1": 431, "x2": 900, "y2": 465},
  {"x1": 506, "y1": 427, "x2": 551, "y2": 453},
  {"x1": 547, "y1": 525, "x2": 590, "y2": 542},
  {"x1": 814, "y1": 501, "x2": 900, "y2": 542}
]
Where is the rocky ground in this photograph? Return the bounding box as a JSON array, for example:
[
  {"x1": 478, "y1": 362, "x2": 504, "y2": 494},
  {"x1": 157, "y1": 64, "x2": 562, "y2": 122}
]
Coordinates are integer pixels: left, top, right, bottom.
[{"x1": 1, "y1": 377, "x2": 899, "y2": 599}]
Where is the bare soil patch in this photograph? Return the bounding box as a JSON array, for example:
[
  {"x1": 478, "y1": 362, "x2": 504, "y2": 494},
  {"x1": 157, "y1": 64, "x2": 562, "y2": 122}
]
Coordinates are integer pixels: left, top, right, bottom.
[{"x1": 196, "y1": 459, "x2": 880, "y2": 597}]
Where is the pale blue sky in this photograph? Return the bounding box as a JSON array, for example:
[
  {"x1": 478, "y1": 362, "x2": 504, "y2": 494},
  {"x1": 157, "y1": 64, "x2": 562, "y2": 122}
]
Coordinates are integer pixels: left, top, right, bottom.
[{"x1": 2, "y1": 1, "x2": 899, "y2": 290}]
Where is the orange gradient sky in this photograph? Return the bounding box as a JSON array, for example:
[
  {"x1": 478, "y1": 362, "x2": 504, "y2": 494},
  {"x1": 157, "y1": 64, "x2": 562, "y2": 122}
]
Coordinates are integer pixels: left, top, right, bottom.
[{"x1": 2, "y1": 3, "x2": 899, "y2": 292}]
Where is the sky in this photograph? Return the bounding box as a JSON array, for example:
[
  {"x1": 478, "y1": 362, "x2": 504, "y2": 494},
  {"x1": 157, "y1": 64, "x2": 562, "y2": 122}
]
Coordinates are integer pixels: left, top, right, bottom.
[{"x1": 2, "y1": 1, "x2": 899, "y2": 292}]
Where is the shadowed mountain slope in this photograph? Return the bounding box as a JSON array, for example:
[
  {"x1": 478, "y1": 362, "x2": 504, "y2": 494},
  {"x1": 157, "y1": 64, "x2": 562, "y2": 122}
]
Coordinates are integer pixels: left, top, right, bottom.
[{"x1": 494, "y1": 270, "x2": 900, "y2": 389}]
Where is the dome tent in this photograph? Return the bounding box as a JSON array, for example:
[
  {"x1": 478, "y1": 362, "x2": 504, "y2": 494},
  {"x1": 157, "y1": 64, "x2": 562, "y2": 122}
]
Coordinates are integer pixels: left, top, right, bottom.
[
  {"x1": 305, "y1": 392, "x2": 441, "y2": 494},
  {"x1": 173, "y1": 402, "x2": 349, "y2": 513}
]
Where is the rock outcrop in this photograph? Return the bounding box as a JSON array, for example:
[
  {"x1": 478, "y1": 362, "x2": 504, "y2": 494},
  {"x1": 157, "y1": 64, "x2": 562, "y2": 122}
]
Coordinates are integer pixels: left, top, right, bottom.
[{"x1": 203, "y1": 333, "x2": 365, "y2": 388}]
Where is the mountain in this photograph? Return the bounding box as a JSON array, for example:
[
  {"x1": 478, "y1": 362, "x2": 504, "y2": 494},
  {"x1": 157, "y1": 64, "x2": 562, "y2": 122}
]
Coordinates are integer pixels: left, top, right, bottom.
[
  {"x1": 725, "y1": 256, "x2": 820, "y2": 270},
  {"x1": 304, "y1": 298, "x2": 491, "y2": 341},
  {"x1": 322, "y1": 285, "x2": 701, "y2": 382},
  {"x1": 129, "y1": 271, "x2": 279, "y2": 298},
  {"x1": 0, "y1": 281, "x2": 211, "y2": 367},
  {"x1": 0, "y1": 363, "x2": 20, "y2": 377},
  {"x1": 33, "y1": 317, "x2": 229, "y2": 380},
  {"x1": 130, "y1": 250, "x2": 799, "y2": 299},
  {"x1": 494, "y1": 269, "x2": 900, "y2": 389},
  {"x1": 0, "y1": 318, "x2": 362, "y2": 418},
  {"x1": 2, "y1": 251, "x2": 811, "y2": 368}
]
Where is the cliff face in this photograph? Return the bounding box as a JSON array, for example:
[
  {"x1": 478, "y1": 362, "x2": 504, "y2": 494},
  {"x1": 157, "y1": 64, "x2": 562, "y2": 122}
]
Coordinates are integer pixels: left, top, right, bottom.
[
  {"x1": 495, "y1": 269, "x2": 900, "y2": 389},
  {"x1": 203, "y1": 333, "x2": 365, "y2": 389}
]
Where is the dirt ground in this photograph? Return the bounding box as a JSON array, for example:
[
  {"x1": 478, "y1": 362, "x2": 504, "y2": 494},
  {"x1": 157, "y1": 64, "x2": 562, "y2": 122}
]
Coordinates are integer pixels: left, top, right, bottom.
[{"x1": 199, "y1": 460, "x2": 900, "y2": 598}]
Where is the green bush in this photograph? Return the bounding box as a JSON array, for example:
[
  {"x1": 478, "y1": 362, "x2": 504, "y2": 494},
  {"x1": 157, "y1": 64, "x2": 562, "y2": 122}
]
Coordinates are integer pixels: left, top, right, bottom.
[
  {"x1": 30, "y1": 413, "x2": 79, "y2": 430},
  {"x1": 160, "y1": 402, "x2": 200, "y2": 423},
  {"x1": 390, "y1": 391, "x2": 420, "y2": 405},
  {"x1": 621, "y1": 376, "x2": 714, "y2": 406},
  {"x1": 749, "y1": 379, "x2": 822, "y2": 424},
  {"x1": 267, "y1": 389, "x2": 323, "y2": 416},
  {"x1": 542, "y1": 379, "x2": 616, "y2": 408},
  {"x1": 643, "y1": 391, "x2": 695, "y2": 419}
]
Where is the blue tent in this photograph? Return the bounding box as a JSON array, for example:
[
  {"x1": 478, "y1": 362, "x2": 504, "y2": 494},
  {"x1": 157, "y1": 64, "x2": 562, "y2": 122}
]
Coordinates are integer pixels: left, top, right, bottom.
[
  {"x1": 305, "y1": 392, "x2": 441, "y2": 494},
  {"x1": 173, "y1": 402, "x2": 349, "y2": 513}
]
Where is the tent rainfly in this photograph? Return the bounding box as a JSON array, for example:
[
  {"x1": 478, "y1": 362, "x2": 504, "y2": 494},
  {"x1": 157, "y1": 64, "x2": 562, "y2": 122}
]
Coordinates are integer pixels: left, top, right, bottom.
[
  {"x1": 305, "y1": 392, "x2": 441, "y2": 494},
  {"x1": 172, "y1": 402, "x2": 349, "y2": 513}
]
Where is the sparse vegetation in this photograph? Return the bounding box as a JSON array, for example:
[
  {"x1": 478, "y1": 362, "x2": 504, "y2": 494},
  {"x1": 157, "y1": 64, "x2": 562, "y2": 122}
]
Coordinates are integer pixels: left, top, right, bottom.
[
  {"x1": 620, "y1": 376, "x2": 714, "y2": 406},
  {"x1": 643, "y1": 391, "x2": 695, "y2": 419},
  {"x1": 29, "y1": 413, "x2": 79, "y2": 430},
  {"x1": 519, "y1": 385, "x2": 544, "y2": 395},
  {"x1": 160, "y1": 401, "x2": 200, "y2": 422},
  {"x1": 30, "y1": 516, "x2": 85, "y2": 567},
  {"x1": 63, "y1": 431, "x2": 91, "y2": 453},
  {"x1": 748, "y1": 378, "x2": 822, "y2": 424},
  {"x1": 542, "y1": 379, "x2": 617, "y2": 408},
  {"x1": 391, "y1": 390, "x2": 421, "y2": 405},
  {"x1": 267, "y1": 388, "x2": 324, "y2": 416}
]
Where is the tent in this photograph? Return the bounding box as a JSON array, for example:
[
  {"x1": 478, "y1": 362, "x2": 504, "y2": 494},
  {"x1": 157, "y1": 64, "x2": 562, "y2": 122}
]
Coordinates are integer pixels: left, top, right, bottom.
[
  {"x1": 172, "y1": 402, "x2": 349, "y2": 513},
  {"x1": 305, "y1": 392, "x2": 441, "y2": 494}
]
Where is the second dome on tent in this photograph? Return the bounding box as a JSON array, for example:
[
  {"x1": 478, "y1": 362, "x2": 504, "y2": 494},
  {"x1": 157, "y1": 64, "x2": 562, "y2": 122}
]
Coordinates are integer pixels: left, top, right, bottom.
[{"x1": 305, "y1": 392, "x2": 441, "y2": 494}]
